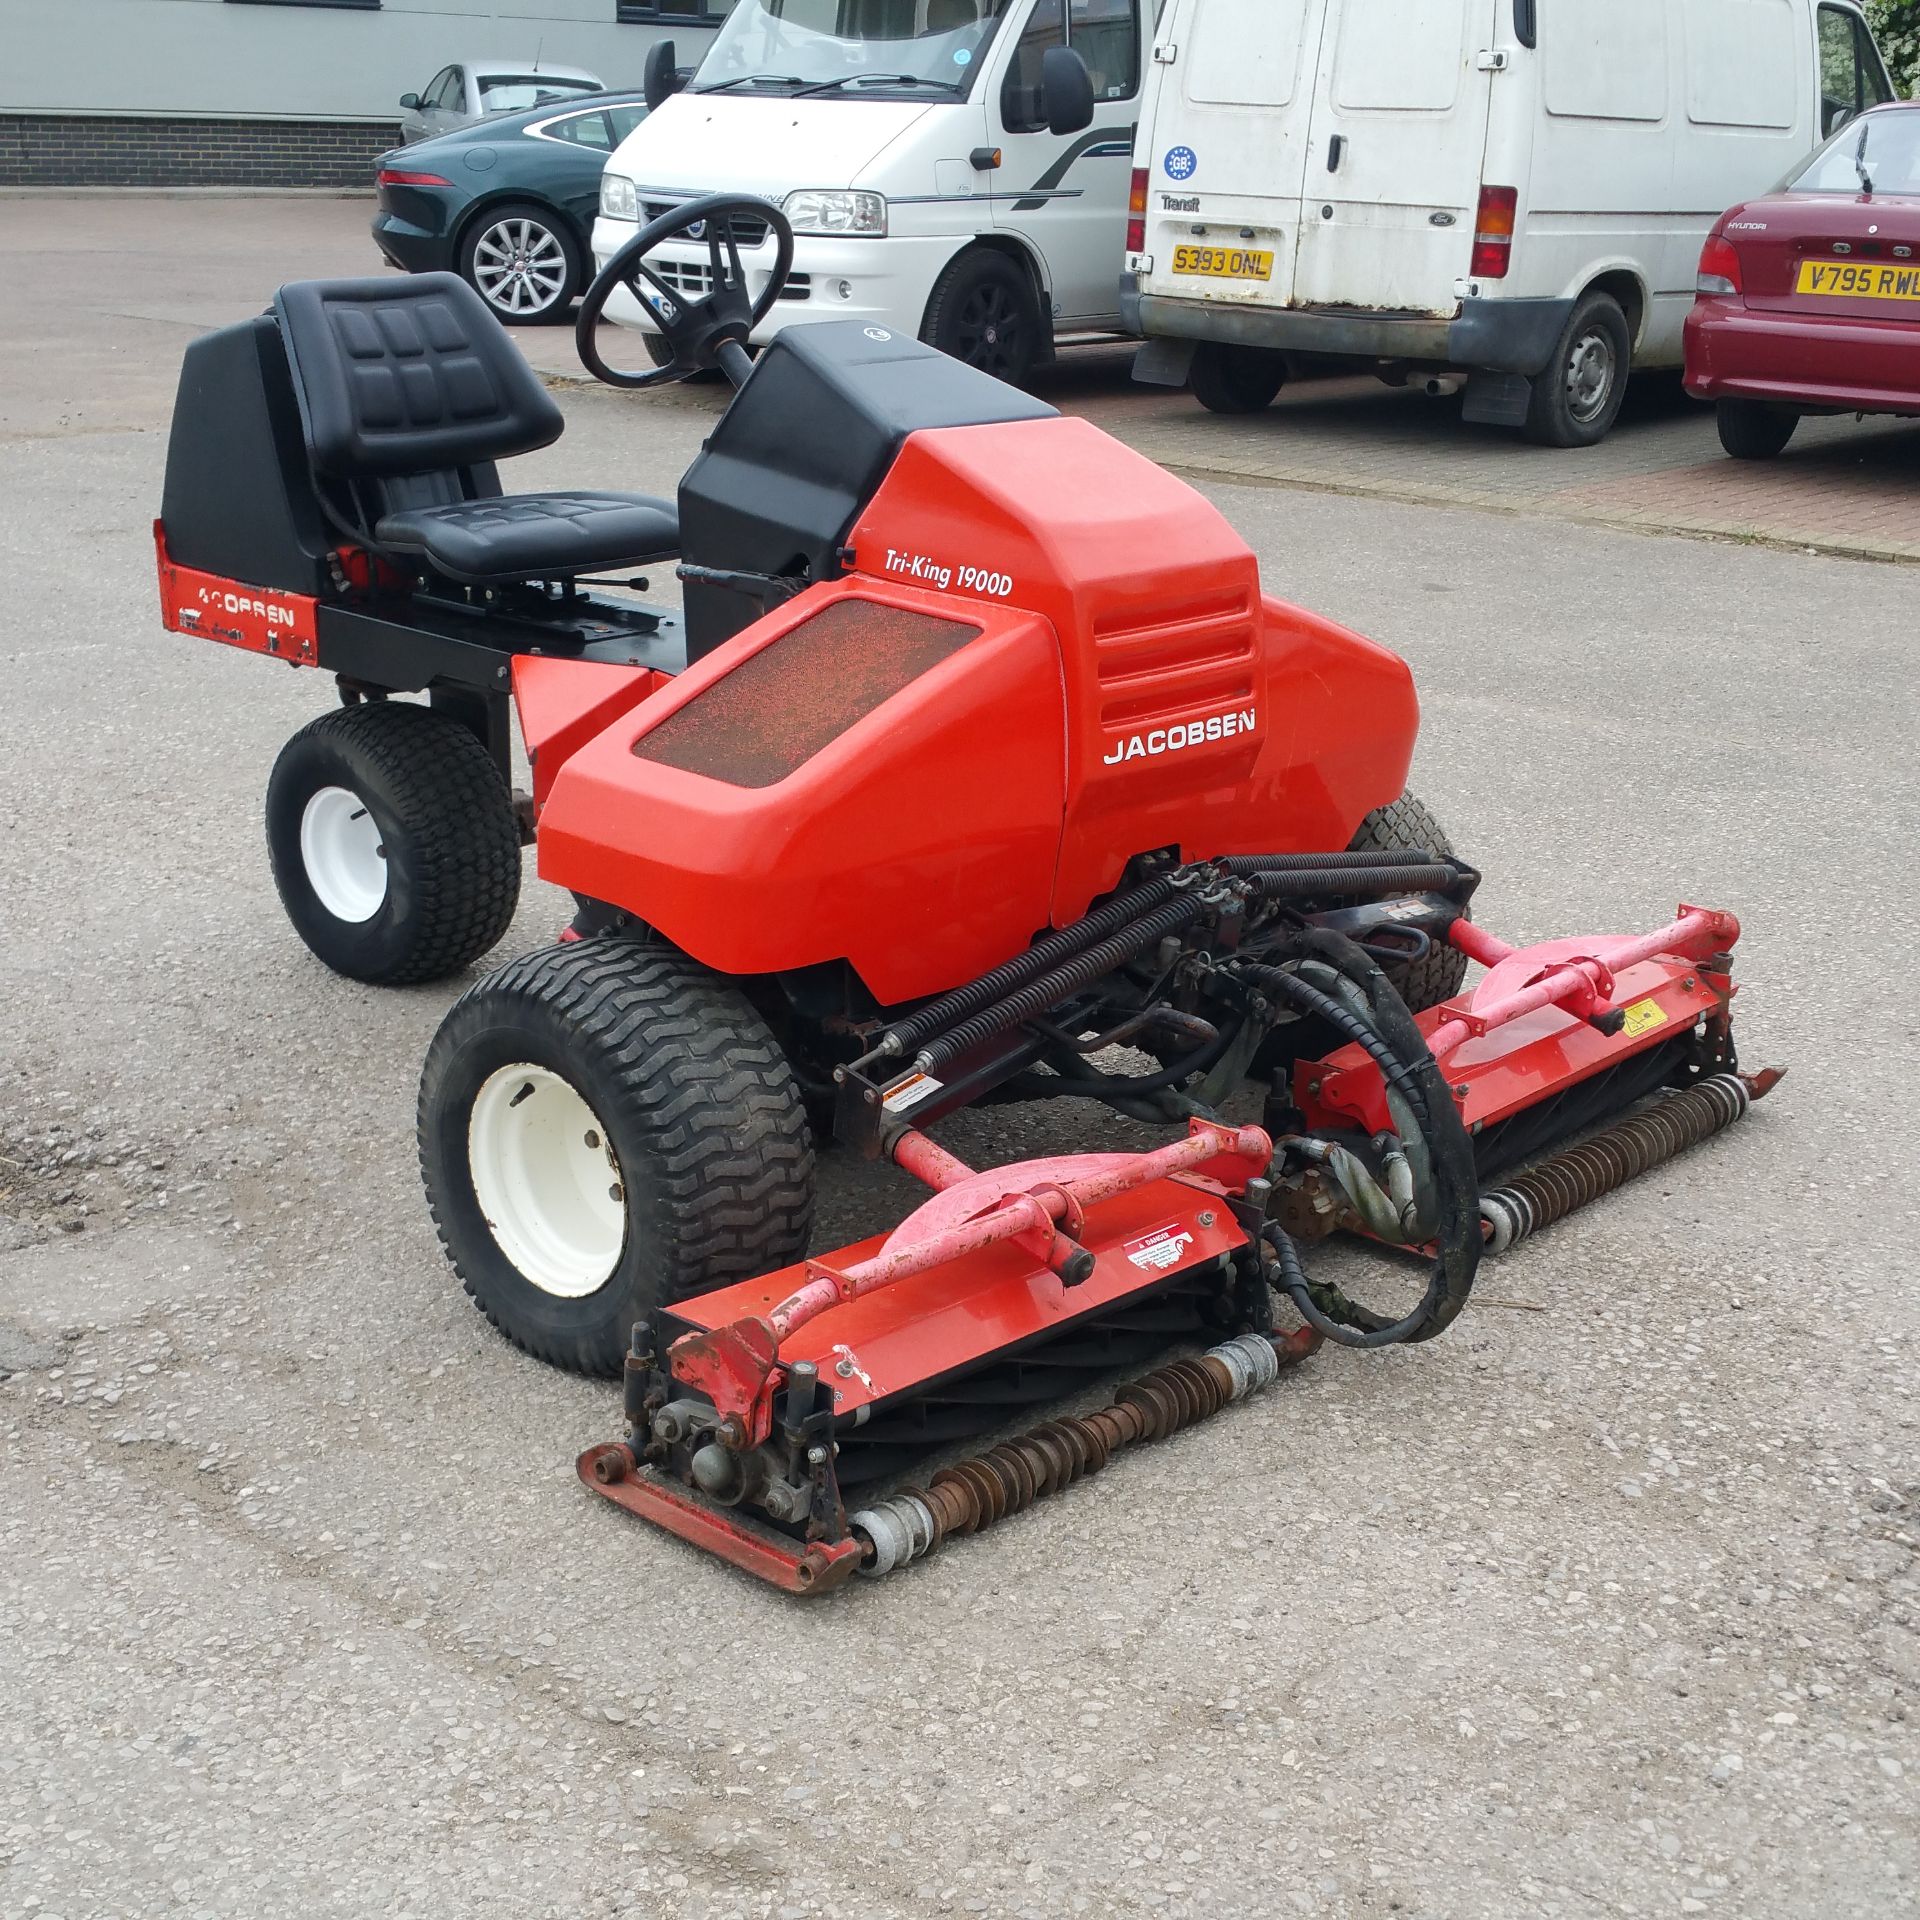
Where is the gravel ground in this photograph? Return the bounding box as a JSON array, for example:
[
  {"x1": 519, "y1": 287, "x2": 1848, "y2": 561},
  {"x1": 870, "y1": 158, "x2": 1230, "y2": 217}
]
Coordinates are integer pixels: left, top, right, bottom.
[{"x1": 0, "y1": 194, "x2": 1915, "y2": 1920}]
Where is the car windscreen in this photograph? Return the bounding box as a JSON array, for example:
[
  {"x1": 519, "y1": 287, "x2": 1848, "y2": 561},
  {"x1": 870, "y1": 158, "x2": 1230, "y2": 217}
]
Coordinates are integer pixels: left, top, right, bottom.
[
  {"x1": 479, "y1": 75, "x2": 601, "y2": 113},
  {"x1": 690, "y1": 0, "x2": 1011, "y2": 97},
  {"x1": 1784, "y1": 110, "x2": 1920, "y2": 195}
]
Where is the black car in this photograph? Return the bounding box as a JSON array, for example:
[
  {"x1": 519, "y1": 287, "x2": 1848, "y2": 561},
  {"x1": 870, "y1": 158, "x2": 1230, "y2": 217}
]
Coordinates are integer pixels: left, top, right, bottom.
[{"x1": 373, "y1": 91, "x2": 648, "y2": 325}]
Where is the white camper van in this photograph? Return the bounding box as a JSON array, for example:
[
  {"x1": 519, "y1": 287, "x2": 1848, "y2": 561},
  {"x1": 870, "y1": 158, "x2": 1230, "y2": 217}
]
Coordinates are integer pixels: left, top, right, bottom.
[
  {"x1": 1124, "y1": 0, "x2": 1895, "y2": 443},
  {"x1": 590, "y1": 0, "x2": 1152, "y2": 386}
]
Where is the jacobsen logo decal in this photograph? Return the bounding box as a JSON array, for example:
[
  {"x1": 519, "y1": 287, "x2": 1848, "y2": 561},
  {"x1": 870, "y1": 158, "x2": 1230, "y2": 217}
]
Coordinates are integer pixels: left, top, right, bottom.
[
  {"x1": 1103, "y1": 707, "x2": 1257, "y2": 766},
  {"x1": 199, "y1": 585, "x2": 300, "y2": 629}
]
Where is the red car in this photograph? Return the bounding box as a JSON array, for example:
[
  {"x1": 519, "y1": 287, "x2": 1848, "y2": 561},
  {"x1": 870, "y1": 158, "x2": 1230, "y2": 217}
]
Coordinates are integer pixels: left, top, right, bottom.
[{"x1": 1685, "y1": 100, "x2": 1920, "y2": 459}]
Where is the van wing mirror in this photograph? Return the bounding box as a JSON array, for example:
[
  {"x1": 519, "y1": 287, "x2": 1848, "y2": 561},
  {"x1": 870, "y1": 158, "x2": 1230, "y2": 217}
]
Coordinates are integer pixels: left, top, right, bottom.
[
  {"x1": 1040, "y1": 46, "x2": 1096, "y2": 138},
  {"x1": 644, "y1": 39, "x2": 685, "y2": 111},
  {"x1": 399, "y1": 92, "x2": 421, "y2": 110}
]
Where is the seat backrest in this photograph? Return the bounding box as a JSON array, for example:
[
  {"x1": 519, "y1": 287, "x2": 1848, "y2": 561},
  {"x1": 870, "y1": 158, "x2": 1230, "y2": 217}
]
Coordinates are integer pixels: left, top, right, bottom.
[{"x1": 273, "y1": 274, "x2": 564, "y2": 480}]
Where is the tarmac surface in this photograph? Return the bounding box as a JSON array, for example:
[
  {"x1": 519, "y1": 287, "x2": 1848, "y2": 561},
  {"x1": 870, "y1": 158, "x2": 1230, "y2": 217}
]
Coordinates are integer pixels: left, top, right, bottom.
[{"x1": 1, "y1": 193, "x2": 1917, "y2": 1920}]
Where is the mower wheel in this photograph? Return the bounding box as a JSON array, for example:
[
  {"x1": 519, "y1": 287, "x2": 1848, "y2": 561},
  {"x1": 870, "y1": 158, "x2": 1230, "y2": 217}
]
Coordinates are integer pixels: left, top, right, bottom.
[
  {"x1": 265, "y1": 702, "x2": 521, "y2": 986},
  {"x1": 418, "y1": 939, "x2": 815, "y2": 1377},
  {"x1": 1348, "y1": 792, "x2": 1470, "y2": 1013}
]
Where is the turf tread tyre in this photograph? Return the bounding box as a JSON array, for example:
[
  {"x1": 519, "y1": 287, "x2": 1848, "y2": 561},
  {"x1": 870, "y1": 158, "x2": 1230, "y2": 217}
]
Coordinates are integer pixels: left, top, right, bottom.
[
  {"x1": 1348, "y1": 792, "x2": 1469, "y2": 1013},
  {"x1": 266, "y1": 702, "x2": 521, "y2": 986},
  {"x1": 419, "y1": 939, "x2": 814, "y2": 1377}
]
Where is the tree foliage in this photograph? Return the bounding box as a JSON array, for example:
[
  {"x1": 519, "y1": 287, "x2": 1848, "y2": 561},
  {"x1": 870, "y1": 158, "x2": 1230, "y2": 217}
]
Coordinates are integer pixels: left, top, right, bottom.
[{"x1": 1869, "y1": 0, "x2": 1920, "y2": 93}]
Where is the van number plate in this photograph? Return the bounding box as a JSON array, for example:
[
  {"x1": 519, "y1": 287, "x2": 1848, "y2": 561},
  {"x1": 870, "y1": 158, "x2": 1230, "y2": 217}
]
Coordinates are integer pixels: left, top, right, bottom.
[{"x1": 1171, "y1": 245, "x2": 1274, "y2": 281}]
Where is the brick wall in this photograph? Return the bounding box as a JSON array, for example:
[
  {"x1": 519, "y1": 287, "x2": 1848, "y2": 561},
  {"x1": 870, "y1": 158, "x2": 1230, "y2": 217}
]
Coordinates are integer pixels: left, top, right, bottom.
[{"x1": 0, "y1": 114, "x2": 402, "y2": 188}]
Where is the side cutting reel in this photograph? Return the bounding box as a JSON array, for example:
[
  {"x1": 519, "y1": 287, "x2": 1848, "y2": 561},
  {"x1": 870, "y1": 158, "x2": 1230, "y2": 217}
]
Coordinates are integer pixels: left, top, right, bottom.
[{"x1": 579, "y1": 850, "x2": 1781, "y2": 1594}]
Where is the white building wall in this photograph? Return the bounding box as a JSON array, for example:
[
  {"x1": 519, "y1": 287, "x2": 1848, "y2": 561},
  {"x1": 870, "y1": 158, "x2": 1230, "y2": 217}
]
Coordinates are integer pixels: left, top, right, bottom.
[{"x1": 0, "y1": 0, "x2": 722, "y2": 122}]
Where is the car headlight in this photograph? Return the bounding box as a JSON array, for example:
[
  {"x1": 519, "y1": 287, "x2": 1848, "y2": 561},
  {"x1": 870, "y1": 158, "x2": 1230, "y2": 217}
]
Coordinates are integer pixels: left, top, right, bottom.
[
  {"x1": 600, "y1": 173, "x2": 638, "y2": 222},
  {"x1": 781, "y1": 189, "x2": 887, "y2": 237}
]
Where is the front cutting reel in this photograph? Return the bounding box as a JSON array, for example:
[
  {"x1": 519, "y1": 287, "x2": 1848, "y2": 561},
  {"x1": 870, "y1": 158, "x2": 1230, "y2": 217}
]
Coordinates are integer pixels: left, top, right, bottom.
[{"x1": 578, "y1": 851, "x2": 1780, "y2": 1593}]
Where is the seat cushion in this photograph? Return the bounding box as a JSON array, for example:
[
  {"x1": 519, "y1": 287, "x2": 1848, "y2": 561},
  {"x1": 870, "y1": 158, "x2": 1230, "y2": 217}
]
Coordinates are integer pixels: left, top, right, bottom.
[{"x1": 375, "y1": 490, "x2": 681, "y2": 584}]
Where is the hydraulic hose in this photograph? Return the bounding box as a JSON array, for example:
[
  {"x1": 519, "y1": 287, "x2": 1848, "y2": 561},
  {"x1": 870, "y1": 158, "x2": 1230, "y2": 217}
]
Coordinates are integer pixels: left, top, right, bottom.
[
  {"x1": 1246, "y1": 930, "x2": 1481, "y2": 1348},
  {"x1": 879, "y1": 850, "x2": 1457, "y2": 1064},
  {"x1": 1007, "y1": 1016, "x2": 1246, "y2": 1102}
]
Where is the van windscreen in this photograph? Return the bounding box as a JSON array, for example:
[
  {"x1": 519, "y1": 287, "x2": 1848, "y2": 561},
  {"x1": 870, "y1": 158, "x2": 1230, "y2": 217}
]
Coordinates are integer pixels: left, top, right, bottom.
[{"x1": 691, "y1": 0, "x2": 1010, "y2": 97}]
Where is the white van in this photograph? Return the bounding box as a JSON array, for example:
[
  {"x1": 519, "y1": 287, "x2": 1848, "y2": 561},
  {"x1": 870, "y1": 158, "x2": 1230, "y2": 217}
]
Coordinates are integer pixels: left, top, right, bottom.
[
  {"x1": 1124, "y1": 0, "x2": 1896, "y2": 443},
  {"x1": 590, "y1": 0, "x2": 1153, "y2": 386}
]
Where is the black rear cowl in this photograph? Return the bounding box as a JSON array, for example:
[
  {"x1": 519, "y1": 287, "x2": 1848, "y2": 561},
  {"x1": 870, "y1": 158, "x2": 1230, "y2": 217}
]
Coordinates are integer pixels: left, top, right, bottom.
[{"x1": 159, "y1": 316, "x2": 333, "y2": 595}]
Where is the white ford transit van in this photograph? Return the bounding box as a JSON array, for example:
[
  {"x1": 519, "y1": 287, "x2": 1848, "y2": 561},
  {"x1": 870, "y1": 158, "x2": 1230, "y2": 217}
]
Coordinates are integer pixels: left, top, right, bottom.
[
  {"x1": 590, "y1": 0, "x2": 1152, "y2": 387},
  {"x1": 1124, "y1": 0, "x2": 1896, "y2": 443}
]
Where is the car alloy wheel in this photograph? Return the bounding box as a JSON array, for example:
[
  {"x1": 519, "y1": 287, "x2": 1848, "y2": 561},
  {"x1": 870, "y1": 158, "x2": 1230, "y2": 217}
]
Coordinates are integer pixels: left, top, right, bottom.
[
  {"x1": 955, "y1": 280, "x2": 1027, "y2": 380},
  {"x1": 471, "y1": 216, "x2": 571, "y2": 318}
]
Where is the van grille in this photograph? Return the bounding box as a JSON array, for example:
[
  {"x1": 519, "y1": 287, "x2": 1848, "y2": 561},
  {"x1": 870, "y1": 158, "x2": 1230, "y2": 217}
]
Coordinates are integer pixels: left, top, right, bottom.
[
  {"x1": 640, "y1": 198, "x2": 773, "y2": 249},
  {"x1": 650, "y1": 259, "x2": 810, "y2": 302}
]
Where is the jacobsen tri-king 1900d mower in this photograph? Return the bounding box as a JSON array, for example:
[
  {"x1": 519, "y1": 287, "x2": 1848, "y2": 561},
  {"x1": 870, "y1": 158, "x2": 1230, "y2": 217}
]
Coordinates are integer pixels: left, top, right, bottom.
[{"x1": 155, "y1": 196, "x2": 1779, "y2": 1592}]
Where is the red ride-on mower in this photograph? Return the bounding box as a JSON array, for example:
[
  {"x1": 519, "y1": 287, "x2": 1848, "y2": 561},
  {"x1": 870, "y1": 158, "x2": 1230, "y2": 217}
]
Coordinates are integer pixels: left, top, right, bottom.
[{"x1": 155, "y1": 196, "x2": 1781, "y2": 1593}]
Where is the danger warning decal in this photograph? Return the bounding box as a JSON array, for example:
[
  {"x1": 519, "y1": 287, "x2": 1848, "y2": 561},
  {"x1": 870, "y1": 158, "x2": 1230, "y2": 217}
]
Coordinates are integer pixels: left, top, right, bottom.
[{"x1": 1123, "y1": 1224, "x2": 1196, "y2": 1272}]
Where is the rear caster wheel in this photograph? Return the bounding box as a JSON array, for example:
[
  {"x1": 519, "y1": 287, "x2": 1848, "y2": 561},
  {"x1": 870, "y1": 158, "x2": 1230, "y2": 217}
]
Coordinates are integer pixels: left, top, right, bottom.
[
  {"x1": 418, "y1": 939, "x2": 815, "y2": 1376},
  {"x1": 265, "y1": 701, "x2": 521, "y2": 986}
]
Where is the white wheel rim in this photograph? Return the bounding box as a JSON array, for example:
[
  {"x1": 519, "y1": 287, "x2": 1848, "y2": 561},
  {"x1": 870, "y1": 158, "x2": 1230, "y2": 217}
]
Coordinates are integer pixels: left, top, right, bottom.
[
  {"x1": 473, "y1": 217, "x2": 569, "y2": 315},
  {"x1": 299, "y1": 785, "x2": 388, "y2": 923},
  {"x1": 467, "y1": 1065, "x2": 626, "y2": 1298}
]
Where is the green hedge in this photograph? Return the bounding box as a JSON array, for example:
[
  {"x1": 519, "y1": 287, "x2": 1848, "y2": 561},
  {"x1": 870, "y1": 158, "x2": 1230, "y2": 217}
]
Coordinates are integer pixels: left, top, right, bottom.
[{"x1": 1870, "y1": 0, "x2": 1920, "y2": 93}]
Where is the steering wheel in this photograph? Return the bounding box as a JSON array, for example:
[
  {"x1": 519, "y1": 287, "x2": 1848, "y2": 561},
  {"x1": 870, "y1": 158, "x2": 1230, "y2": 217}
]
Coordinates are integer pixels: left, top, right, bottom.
[{"x1": 575, "y1": 192, "x2": 796, "y2": 391}]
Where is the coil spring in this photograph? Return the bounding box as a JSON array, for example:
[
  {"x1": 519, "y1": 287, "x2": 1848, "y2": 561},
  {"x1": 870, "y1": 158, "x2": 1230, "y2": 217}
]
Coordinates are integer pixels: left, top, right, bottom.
[
  {"x1": 1250, "y1": 862, "x2": 1460, "y2": 899},
  {"x1": 881, "y1": 850, "x2": 1447, "y2": 1063},
  {"x1": 1220, "y1": 849, "x2": 1436, "y2": 874},
  {"x1": 850, "y1": 1333, "x2": 1290, "y2": 1578},
  {"x1": 1479, "y1": 1072, "x2": 1751, "y2": 1253},
  {"x1": 881, "y1": 873, "x2": 1181, "y2": 1056},
  {"x1": 914, "y1": 894, "x2": 1203, "y2": 1074}
]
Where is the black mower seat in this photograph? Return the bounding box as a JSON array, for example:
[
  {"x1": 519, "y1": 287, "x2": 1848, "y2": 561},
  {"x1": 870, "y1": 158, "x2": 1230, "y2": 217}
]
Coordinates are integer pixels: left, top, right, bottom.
[
  {"x1": 272, "y1": 273, "x2": 678, "y2": 585},
  {"x1": 375, "y1": 492, "x2": 680, "y2": 585}
]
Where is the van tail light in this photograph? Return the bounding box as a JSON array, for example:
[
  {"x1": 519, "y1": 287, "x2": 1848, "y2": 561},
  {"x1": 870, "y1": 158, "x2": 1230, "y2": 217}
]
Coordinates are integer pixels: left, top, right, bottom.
[
  {"x1": 1696, "y1": 233, "x2": 1743, "y2": 297},
  {"x1": 1127, "y1": 167, "x2": 1149, "y2": 254},
  {"x1": 377, "y1": 167, "x2": 453, "y2": 188},
  {"x1": 1470, "y1": 185, "x2": 1517, "y2": 279}
]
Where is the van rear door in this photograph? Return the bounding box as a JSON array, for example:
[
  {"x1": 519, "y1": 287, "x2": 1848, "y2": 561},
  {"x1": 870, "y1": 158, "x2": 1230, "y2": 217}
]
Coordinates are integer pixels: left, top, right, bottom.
[
  {"x1": 1290, "y1": 0, "x2": 1501, "y2": 317},
  {"x1": 1138, "y1": 0, "x2": 1328, "y2": 315}
]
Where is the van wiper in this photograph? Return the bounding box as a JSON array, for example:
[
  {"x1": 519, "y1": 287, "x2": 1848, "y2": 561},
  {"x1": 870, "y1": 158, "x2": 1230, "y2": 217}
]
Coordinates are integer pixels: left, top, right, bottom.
[
  {"x1": 693, "y1": 73, "x2": 805, "y2": 94},
  {"x1": 791, "y1": 73, "x2": 964, "y2": 97},
  {"x1": 1855, "y1": 117, "x2": 1875, "y2": 197}
]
